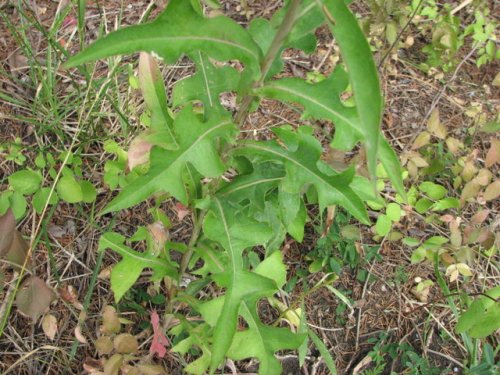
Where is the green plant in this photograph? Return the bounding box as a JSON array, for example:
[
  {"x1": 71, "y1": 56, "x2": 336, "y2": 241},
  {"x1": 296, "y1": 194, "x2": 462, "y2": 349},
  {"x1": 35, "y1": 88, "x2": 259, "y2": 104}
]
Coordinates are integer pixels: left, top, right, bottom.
[{"x1": 63, "y1": 0, "x2": 405, "y2": 373}]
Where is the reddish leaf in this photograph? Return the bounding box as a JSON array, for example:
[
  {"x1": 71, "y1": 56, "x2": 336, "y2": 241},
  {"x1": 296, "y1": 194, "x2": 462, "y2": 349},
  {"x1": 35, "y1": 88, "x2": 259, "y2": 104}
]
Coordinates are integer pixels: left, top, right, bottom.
[
  {"x1": 174, "y1": 202, "x2": 190, "y2": 221},
  {"x1": 150, "y1": 310, "x2": 169, "y2": 358}
]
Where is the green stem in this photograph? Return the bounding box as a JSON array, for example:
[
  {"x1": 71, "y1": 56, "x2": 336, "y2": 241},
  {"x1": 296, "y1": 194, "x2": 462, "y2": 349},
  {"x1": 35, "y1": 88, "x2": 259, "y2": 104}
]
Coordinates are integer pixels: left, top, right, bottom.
[
  {"x1": 178, "y1": 210, "x2": 207, "y2": 284},
  {"x1": 234, "y1": 0, "x2": 301, "y2": 126}
]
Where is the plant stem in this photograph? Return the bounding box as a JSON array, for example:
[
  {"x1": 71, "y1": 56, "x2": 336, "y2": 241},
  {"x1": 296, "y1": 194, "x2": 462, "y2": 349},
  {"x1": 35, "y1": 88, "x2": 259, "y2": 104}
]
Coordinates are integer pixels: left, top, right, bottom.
[
  {"x1": 234, "y1": 0, "x2": 301, "y2": 126},
  {"x1": 178, "y1": 210, "x2": 207, "y2": 283}
]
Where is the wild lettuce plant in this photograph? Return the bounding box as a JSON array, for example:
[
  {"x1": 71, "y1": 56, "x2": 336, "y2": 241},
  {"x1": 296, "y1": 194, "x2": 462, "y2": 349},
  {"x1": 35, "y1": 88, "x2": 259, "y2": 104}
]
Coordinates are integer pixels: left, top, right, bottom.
[{"x1": 65, "y1": 0, "x2": 404, "y2": 373}]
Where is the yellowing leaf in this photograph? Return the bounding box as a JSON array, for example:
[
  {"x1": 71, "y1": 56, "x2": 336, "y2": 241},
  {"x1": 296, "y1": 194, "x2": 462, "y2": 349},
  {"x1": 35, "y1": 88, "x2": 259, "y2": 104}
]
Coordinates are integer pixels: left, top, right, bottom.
[
  {"x1": 445, "y1": 137, "x2": 463, "y2": 155},
  {"x1": 42, "y1": 314, "x2": 58, "y2": 341},
  {"x1": 411, "y1": 132, "x2": 431, "y2": 150},
  {"x1": 102, "y1": 305, "x2": 121, "y2": 334},
  {"x1": 113, "y1": 333, "x2": 139, "y2": 354},
  {"x1": 485, "y1": 139, "x2": 499, "y2": 168},
  {"x1": 74, "y1": 325, "x2": 88, "y2": 344},
  {"x1": 483, "y1": 180, "x2": 500, "y2": 201},
  {"x1": 427, "y1": 108, "x2": 447, "y2": 139}
]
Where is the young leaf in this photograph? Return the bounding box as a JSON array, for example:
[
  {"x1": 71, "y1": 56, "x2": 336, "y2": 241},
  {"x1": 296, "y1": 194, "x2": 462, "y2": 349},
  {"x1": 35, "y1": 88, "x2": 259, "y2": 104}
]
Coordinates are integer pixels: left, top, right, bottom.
[
  {"x1": 64, "y1": 0, "x2": 262, "y2": 79},
  {"x1": 236, "y1": 127, "x2": 369, "y2": 223},
  {"x1": 102, "y1": 107, "x2": 236, "y2": 213},
  {"x1": 98, "y1": 232, "x2": 177, "y2": 302},
  {"x1": 8, "y1": 170, "x2": 42, "y2": 195}
]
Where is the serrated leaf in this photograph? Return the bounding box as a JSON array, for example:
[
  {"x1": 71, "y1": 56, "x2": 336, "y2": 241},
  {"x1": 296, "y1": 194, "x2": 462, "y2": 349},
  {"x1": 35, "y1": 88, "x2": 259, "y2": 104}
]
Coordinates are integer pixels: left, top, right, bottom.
[
  {"x1": 8, "y1": 170, "x2": 42, "y2": 195},
  {"x1": 99, "y1": 232, "x2": 177, "y2": 302},
  {"x1": 411, "y1": 131, "x2": 431, "y2": 150},
  {"x1": 427, "y1": 108, "x2": 447, "y2": 139},
  {"x1": 227, "y1": 301, "x2": 306, "y2": 375},
  {"x1": 217, "y1": 162, "x2": 285, "y2": 210},
  {"x1": 236, "y1": 127, "x2": 369, "y2": 224},
  {"x1": 173, "y1": 51, "x2": 240, "y2": 118},
  {"x1": 65, "y1": 0, "x2": 261, "y2": 79},
  {"x1": 456, "y1": 286, "x2": 500, "y2": 338},
  {"x1": 103, "y1": 107, "x2": 236, "y2": 213}
]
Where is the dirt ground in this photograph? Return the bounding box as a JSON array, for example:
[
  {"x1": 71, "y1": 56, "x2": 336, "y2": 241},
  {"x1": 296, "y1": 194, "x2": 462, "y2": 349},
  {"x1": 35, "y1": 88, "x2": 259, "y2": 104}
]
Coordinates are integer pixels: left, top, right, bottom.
[{"x1": 0, "y1": 1, "x2": 498, "y2": 374}]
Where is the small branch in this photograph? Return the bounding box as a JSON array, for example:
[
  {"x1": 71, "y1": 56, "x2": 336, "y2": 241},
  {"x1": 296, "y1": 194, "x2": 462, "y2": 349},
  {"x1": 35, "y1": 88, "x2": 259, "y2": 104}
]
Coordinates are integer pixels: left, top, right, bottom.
[{"x1": 234, "y1": 0, "x2": 301, "y2": 126}]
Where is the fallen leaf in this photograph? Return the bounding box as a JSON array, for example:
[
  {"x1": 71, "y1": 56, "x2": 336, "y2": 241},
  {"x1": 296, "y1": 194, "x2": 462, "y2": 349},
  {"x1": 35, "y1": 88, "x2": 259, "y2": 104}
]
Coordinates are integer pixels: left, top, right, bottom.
[
  {"x1": 42, "y1": 314, "x2": 58, "y2": 341},
  {"x1": 411, "y1": 131, "x2": 431, "y2": 150},
  {"x1": 95, "y1": 336, "x2": 114, "y2": 356},
  {"x1": 16, "y1": 276, "x2": 55, "y2": 320},
  {"x1": 150, "y1": 310, "x2": 169, "y2": 358},
  {"x1": 75, "y1": 325, "x2": 88, "y2": 344},
  {"x1": 103, "y1": 354, "x2": 123, "y2": 375},
  {"x1": 483, "y1": 180, "x2": 500, "y2": 201},
  {"x1": 83, "y1": 357, "x2": 103, "y2": 373},
  {"x1": 427, "y1": 108, "x2": 447, "y2": 139},
  {"x1": 174, "y1": 202, "x2": 190, "y2": 221},
  {"x1": 471, "y1": 209, "x2": 489, "y2": 225},
  {"x1": 445, "y1": 137, "x2": 463, "y2": 155},
  {"x1": 102, "y1": 305, "x2": 121, "y2": 334},
  {"x1": 0, "y1": 208, "x2": 15, "y2": 255},
  {"x1": 137, "y1": 364, "x2": 168, "y2": 375},
  {"x1": 113, "y1": 333, "x2": 139, "y2": 354},
  {"x1": 485, "y1": 139, "x2": 499, "y2": 168}
]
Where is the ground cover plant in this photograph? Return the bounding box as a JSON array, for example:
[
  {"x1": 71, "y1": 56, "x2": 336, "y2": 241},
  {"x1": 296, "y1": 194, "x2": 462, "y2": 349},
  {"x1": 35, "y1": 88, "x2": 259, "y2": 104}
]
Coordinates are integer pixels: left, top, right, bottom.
[{"x1": 0, "y1": 0, "x2": 498, "y2": 374}]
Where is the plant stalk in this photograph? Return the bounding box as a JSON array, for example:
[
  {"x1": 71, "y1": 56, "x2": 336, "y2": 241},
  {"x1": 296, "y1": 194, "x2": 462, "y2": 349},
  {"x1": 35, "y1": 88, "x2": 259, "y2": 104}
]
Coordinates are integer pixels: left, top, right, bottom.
[{"x1": 234, "y1": 0, "x2": 301, "y2": 126}]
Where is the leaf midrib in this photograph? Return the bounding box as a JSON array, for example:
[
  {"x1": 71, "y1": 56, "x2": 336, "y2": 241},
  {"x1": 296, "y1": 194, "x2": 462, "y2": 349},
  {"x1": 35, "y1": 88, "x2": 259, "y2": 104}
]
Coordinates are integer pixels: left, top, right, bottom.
[
  {"x1": 101, "y1": 235, "x2": 170, "y2": 269},
  {"x1": 263, "y1": 83, "x2": 361, "y2": 133},
  {"x1": 242, "y1": 143, "x2": 356, "y2": 208},
  {"x1": 219, "y1": 177, "x2": 283, "y2": 196}
]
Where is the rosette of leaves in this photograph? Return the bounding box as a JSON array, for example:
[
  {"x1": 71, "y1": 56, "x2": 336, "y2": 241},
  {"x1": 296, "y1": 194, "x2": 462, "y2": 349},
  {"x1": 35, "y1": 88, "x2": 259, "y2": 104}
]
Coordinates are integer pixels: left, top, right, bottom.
[{"x1": 65, "y1": 0, "x2": 404, "y2": 373}]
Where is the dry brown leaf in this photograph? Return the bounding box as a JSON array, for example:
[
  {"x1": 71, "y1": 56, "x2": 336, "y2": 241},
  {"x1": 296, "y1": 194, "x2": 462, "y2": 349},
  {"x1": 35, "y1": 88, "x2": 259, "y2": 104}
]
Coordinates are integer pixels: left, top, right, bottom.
[
  {"x1": 75, "y1": 325, "x2": 88, "y2": 344},
  {"x1": 95, "y1": 336, "x2": 114, "y2": 356},
  {"x1": 102, "y1": 305, "x2": 121, "y2": 334},
  {"x1": 485, "y1": 139, "x2": 500, "y2": 168},
  {"x1": 42, "y1": 314, "x2": 58, "y2": 341},
  {"x1": 483, "y1": 180, "x2": 500, "y2": 201},
  {"x1": 113, "y1": 333, "x2": 139, "y2": 354},
  {"x1": 83, "y1": 358, "x2": 103, "y2": 373},
  {"x1": 471, "y1": 209, "x2": 489, "y2": 225},
  {"x1": 103, "y1": 354, "x2": 123, "y2": 375},
  {"x1": 445, "y1": 137, "x2": 463, "y2": 155},
  {"x1": 474, "y1": 169, "x2": 493, "y2": 186},
  {"x1": 411, "y1": 131, "x2": 431, "y2": 150},
  {"x1": 461, "y1": 180, "x2": 481, "y2": 205},
  {"x1": 128, "y1": 133, "x2": 153, "y2": 170},
  {"x1": 0, "y1": 208, "x2": 15, "y2": 256},
  {"x1": 137, "y1": 364, "x2": 168, "y2": 375},
  {"x1": 427, "y1": 108, "x2": 447, "y2": 139},
  {"x1": 16, "y1": 276, "x2": 55, "y2": 320}
]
